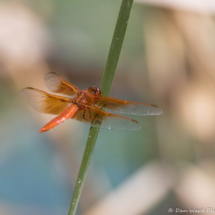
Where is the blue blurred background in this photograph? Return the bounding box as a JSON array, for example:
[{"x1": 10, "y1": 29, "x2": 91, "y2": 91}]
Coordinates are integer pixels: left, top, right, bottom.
[{"x1": 1, "y1": 0, "x2": 215, "y2": 215}]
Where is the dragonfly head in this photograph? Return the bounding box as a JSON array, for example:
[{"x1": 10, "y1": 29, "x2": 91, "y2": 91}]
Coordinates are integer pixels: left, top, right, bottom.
[{"x1": 88, "y1": 86, "x2": 101, "y2": 96}]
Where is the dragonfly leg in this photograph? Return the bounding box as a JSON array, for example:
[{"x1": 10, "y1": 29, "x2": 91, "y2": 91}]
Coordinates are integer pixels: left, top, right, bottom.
[
  {"x1": 95, "y1": 102, "x2": 107, "y2": 109},
  {"x1": 83, "y1": 109, "x2": 92, "y2": 122},
  {"x1": 88, "y1": 109, "x2": 95, "y2": 120},
  {"x1": 88, "y1": 109, "x2": 102, "y2": 124}
]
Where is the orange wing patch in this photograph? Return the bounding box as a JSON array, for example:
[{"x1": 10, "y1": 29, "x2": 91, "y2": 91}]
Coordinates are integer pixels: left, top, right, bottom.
[{"x1": 20, "y1": 87, "x2": 72, "y2": 115}]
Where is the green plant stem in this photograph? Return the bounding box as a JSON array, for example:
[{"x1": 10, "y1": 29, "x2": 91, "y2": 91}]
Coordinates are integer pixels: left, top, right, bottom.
[
  {"x1": 68, "y1": 1, "x2": 133, "y2": 214},
  {"x1": 101, "y1": 0, "x2": 134, "y2": 96}
]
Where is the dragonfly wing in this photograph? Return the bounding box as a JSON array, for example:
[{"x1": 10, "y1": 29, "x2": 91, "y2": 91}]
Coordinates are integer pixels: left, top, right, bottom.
[
  {"x1": 44, "y1": 72, "x2": 79, "y2": 96},
  {"x1": 72, "y1": 105, "x2": 141, "y2": 130},
  {"x1": 96, "y1": 95, "x2": 163, "y2": 116},
  {"x1": 20, "y1": 87, "x2": 72, "y2": 115}
]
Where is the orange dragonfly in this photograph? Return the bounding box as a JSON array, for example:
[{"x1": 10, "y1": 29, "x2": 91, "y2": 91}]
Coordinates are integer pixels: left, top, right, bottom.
[{"x1": 20, "y1": 72, "x2": 163, "y2": 132}]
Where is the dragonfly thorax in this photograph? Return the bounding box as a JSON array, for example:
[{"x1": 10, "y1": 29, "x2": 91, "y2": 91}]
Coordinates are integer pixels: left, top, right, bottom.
[{"x1": 73, "y1": 90, "x2": 95, "y2": 105}]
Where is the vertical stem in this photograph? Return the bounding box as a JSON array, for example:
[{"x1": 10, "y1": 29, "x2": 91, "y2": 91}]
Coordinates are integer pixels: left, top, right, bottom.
[
  {"x1": 101, "y1": 0, "x2": 134, "y2": 96},
  {"x1": 68, "y1": 1, "x2": 134, "y2": 214},
  {"x1": 68, "y1": 127, "x2": 100, "y2": 215}
]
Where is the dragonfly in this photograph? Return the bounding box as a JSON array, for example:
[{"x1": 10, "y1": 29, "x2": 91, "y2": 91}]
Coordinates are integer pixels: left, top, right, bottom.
[{"x1": 20, "y1": 72, "x2": 163, "y2": 132}]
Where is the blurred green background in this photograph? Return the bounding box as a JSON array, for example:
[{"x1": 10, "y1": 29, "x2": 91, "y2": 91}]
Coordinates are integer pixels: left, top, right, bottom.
[{"x1": 1, "y1": 0, "x2": 215, "y2": 215}]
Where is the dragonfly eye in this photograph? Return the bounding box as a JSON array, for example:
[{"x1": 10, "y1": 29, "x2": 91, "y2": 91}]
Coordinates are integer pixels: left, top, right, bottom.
[
  {"x1": 96, "y1": 88, "x2": 101, "y2": 95},
  {"x1": 88, "y1": 87, "x2": 101, "y2": 95}
]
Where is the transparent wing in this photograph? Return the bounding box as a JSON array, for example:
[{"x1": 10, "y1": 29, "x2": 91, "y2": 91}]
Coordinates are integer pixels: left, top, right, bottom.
[
  {"x1": 95, "y1": 95, "x2": 163, "y2": 116},
  {"x1": 72, "y1": 105, "x2": 141, "y2": 130},
  {"x1": 20, "y1": 87, "x2": 72, "y2": 115},
  {"x1": 44, "y1": 72, "x2": 79, "y2": 96}
]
